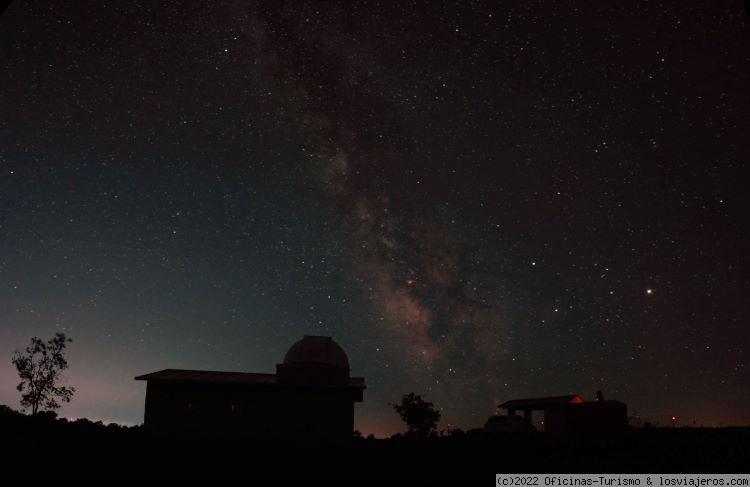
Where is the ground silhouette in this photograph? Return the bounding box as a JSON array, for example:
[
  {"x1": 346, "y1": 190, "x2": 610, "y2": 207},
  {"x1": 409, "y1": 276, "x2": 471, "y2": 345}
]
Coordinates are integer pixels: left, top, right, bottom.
[{"x1": 2, "y1": 403, "x2": 748, "y2": 477}]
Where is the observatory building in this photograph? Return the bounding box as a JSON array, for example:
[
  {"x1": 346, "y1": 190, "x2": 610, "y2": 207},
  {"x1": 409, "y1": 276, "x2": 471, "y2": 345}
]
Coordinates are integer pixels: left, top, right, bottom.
[{"x1": 135, "y1": 336, "x2": 365, "y2": 442}]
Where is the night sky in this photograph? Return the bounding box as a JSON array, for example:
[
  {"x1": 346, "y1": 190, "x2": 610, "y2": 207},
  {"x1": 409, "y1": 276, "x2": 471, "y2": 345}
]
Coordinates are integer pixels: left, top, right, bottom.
[{"x1": 1, "y1": 1, "x2": 749, "y2": 435}]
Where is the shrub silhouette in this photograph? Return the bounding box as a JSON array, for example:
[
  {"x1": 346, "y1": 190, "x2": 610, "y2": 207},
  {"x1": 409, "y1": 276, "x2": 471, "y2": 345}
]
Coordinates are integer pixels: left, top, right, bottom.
[{"x1": 390, "y1": 392, "x2": 441, "y2": 438}]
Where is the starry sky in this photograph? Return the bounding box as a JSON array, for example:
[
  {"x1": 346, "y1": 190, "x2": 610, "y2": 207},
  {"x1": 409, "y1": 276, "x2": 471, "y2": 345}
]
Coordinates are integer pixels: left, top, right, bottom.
[{"x1": 1, "y1": 1, "x2": 749, "y2": 435}]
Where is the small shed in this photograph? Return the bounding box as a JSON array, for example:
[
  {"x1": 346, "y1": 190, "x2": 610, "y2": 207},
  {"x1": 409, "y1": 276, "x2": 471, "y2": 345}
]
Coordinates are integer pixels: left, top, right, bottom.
[{"x1": 499, "y1": 392, "x2": 627, "y2": 433}]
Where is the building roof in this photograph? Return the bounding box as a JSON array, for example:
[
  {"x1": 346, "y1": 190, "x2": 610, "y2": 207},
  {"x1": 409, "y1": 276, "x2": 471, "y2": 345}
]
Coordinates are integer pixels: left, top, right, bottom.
[
  {"x1": 499, "y1": 394, "x2": 584, "y2": 410},
  {"x1": 135, "y1": 368, "x2": 366, "y2": 389},
  {"x1": 283, "y1": 335, "x2": 350, "y2": 369}
]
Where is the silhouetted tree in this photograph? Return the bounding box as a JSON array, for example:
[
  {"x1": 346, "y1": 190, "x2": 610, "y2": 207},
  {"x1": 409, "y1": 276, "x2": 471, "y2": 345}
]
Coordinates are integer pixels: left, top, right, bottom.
[
  {"x1": 390, "y1": 392, "x2": 440, "y2": 438},
  {"x1": 11, "y1": 333, "x2": 75, "y2": 415}
]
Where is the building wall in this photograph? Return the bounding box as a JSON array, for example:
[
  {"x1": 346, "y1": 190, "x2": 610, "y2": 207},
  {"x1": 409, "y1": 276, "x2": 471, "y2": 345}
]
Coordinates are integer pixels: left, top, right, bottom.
[
  {"x1": 143, "y1": 381, "x2": 357, "y2": 443},
  {"x1": 544, "y1": 401, "x2": 627, "y2": 433}
]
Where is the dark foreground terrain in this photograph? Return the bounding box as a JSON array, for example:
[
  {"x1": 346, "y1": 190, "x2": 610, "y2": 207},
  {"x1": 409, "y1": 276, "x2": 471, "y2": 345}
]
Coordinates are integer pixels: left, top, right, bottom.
[{"x1": 2, "y1": 405, "x2": 748, "y2": 481}]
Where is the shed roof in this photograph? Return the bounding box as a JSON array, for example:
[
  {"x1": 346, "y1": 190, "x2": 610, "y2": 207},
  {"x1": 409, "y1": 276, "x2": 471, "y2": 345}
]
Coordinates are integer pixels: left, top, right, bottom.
[
  {"x1": 135, "y1": 369, "x2": 366, "y2": 389},
  {"x1": 499, "y1": 394, "x2": 584, "y2": 410}
]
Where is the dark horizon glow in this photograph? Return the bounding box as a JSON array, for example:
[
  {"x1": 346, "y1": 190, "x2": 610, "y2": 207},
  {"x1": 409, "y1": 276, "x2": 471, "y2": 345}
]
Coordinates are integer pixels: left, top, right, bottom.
[{"x1": 1, "y1": 1, "x2": 749, "y2": 435}]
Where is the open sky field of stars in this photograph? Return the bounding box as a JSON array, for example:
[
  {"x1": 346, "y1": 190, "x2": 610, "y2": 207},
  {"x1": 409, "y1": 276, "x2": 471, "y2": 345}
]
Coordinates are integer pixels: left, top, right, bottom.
[{"x1": 1, "y1": 1, "x2": 749, "y2": 434}]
